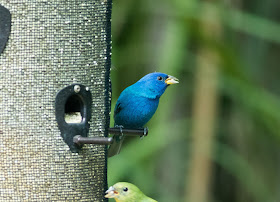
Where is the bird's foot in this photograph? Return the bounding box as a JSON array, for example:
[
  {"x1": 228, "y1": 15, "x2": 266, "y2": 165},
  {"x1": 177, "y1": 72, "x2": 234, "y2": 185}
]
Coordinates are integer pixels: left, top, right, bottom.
[{"x1": 114, "y1": 125, "x2": 124, "y2": 137}]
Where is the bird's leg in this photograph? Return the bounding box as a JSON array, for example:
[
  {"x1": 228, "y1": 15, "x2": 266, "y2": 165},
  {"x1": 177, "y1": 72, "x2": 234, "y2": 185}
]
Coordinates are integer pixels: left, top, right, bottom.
[{"x1": 114, "y1": 125, "x2": 124, "y2": 139}]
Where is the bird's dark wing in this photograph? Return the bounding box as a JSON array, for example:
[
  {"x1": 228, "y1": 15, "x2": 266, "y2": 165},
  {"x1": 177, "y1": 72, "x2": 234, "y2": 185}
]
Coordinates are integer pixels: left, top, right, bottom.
[
  {"x1": 109, "y1": 101, "x2": 125, "y2": 157},
  {"x1": 114, "y1": 102, "x2": 122, "y2": 119}
]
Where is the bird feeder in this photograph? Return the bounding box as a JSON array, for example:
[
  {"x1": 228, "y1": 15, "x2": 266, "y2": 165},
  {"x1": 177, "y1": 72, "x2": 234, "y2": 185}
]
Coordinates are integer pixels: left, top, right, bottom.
[{"x1": 0, "y1": 1, "x2": 111, "y2": 200}]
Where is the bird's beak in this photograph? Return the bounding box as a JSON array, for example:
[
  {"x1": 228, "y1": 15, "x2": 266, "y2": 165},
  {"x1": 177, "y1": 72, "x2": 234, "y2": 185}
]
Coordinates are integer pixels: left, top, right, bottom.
[
  {"x1": 165, "y1": 75, "x2": 179, "y2": 85},
  {"x1": 105, "y1": 186, "x2": 119, "y2": 198}
]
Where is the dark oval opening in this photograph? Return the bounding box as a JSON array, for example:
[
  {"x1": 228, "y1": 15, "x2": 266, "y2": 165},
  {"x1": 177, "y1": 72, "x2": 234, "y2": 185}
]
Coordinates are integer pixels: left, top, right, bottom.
[{"x1": 64, "y1": 94, "x2": 84, "y2": 123}]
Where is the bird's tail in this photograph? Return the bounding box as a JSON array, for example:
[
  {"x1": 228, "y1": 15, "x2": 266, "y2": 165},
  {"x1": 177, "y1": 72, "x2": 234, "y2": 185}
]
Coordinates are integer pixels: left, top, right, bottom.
[{"x1": 107, "y1": 135, "x2": 125, "y2": 157}]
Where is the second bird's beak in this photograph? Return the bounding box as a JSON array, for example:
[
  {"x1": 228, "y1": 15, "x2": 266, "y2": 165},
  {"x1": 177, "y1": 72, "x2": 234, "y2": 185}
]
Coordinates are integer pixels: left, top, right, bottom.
[
  {"x1": 165, "y1": 75, "x2": 179, "y2": 85},
  {"x1": 105, "y1": 186, "x2": 119, "y2": 198}
]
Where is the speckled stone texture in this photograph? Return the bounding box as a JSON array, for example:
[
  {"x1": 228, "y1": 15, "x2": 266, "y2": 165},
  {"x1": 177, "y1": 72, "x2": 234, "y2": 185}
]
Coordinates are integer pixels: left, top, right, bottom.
[{"x1": 0, "y1": 0, "x2": 111, "y2": 201}]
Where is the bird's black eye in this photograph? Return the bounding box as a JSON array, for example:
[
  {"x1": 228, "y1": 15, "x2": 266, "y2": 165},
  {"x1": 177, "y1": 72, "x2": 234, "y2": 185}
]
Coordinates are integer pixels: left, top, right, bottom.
[
  {"x1": 157, "y1": 76, "x2": 163, "y2": 81},
  {"x1": 123, "y1": 187, "x2": 128, "y2": 192}
]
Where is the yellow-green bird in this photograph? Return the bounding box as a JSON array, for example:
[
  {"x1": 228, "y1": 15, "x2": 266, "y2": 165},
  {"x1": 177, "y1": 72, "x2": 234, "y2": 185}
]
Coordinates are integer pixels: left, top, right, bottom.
[{"x1": 105, "y1": 182, "x2": 157, "y2": 202}]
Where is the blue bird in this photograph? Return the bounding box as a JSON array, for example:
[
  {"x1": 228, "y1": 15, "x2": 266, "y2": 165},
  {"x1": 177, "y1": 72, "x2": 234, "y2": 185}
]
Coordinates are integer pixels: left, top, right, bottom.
[
  {"x1": 114, "y1": 72, "x2": 179, "y2": 128},
  {"x1": 108, "y1": 72, "x2": 179, "y2": 157}
]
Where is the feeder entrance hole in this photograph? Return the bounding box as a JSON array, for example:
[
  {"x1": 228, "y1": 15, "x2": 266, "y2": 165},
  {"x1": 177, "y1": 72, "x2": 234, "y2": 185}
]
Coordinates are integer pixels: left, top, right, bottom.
[{"x1": 64, "y1": 94, "x2": 83, "y2": 124}]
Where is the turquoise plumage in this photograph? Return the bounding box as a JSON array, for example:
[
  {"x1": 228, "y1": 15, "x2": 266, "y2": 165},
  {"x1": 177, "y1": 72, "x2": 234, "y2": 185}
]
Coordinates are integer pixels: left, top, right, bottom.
[{"x1": 114, "y1": 72, "x2": 178, "y2": 128}]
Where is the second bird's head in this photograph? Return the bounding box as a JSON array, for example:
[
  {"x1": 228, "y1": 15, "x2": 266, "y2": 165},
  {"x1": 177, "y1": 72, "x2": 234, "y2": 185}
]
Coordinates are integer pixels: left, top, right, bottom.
[{"x1": 136, "y1": 72, "x2": 179, "y2": 98}]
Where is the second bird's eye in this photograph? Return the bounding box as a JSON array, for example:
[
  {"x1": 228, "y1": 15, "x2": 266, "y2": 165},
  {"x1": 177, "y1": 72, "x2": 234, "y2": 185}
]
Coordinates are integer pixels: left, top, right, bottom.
[
  {"x1": 157, "y1": 76, "x2": 163, "y2": 81},
  {"x1": 123, "y1": 187, "x2": 128, "y2": 192}
]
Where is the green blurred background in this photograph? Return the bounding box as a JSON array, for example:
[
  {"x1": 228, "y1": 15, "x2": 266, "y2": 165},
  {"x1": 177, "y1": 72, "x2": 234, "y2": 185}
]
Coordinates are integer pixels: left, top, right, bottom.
[{"x1": 107, "y1": 0, "x2": 280, "y2": 201}]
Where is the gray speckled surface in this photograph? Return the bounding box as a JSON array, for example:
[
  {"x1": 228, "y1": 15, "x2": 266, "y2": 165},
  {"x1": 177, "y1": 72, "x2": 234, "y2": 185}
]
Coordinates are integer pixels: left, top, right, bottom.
[{"x1": 0, "y1": 0, "x2": 111, "y2": 200}]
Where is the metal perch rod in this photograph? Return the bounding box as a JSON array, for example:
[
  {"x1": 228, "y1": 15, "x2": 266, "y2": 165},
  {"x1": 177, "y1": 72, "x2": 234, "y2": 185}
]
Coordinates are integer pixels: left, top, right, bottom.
[
  {"x1": 108, "y1": 127, "x2": 148, "y2": 136},
  {"x1": 73, "y1": 136, "x2": 113, "y2": 145},
  {"x1": 73, "y1": 127, "x2": 148, "y2": 146}
]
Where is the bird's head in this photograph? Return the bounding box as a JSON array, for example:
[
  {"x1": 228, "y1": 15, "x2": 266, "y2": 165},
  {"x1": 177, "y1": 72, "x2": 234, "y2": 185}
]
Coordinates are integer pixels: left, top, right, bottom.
[
  {"x1": 136, "y1": 72, "x2": 179, "y2": 99},
  {"x1": 105, "y1": 182, "x2": 142, "y2": 201}
]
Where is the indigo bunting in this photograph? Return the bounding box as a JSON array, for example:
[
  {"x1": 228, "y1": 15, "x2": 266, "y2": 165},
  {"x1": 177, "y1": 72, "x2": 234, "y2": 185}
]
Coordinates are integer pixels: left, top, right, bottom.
[
  {"x1": 108, "y1": 72, "x2": 178, "y2": 157},
  {"x1": 105, "y1": 182, "x2": 157, "y2": 202}
]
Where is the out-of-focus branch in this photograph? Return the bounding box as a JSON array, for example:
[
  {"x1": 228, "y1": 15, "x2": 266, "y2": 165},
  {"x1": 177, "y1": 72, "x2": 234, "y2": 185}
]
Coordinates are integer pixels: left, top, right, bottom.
[{"x1": 185, "y1": 4, "x2": 221, "y2": 202}]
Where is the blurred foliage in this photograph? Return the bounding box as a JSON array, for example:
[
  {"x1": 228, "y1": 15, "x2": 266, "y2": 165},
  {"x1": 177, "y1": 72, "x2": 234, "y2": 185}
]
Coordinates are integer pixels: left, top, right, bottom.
[{"x1": 107, "y1": 0, "x2": 280, "y2": 201}]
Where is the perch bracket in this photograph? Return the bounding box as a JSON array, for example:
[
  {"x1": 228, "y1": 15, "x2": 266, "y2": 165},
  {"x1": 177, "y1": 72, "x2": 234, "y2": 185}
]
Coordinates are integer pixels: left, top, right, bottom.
[
  {"x1": 0, "y1": 4, "x2": 11, "y2": 54},
  {"x1": 72, "y1": 127, "x2": 148, "y2": 157},
  {"x1": 55, "y1": 84, "x2": 92, "y2": 153}
]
